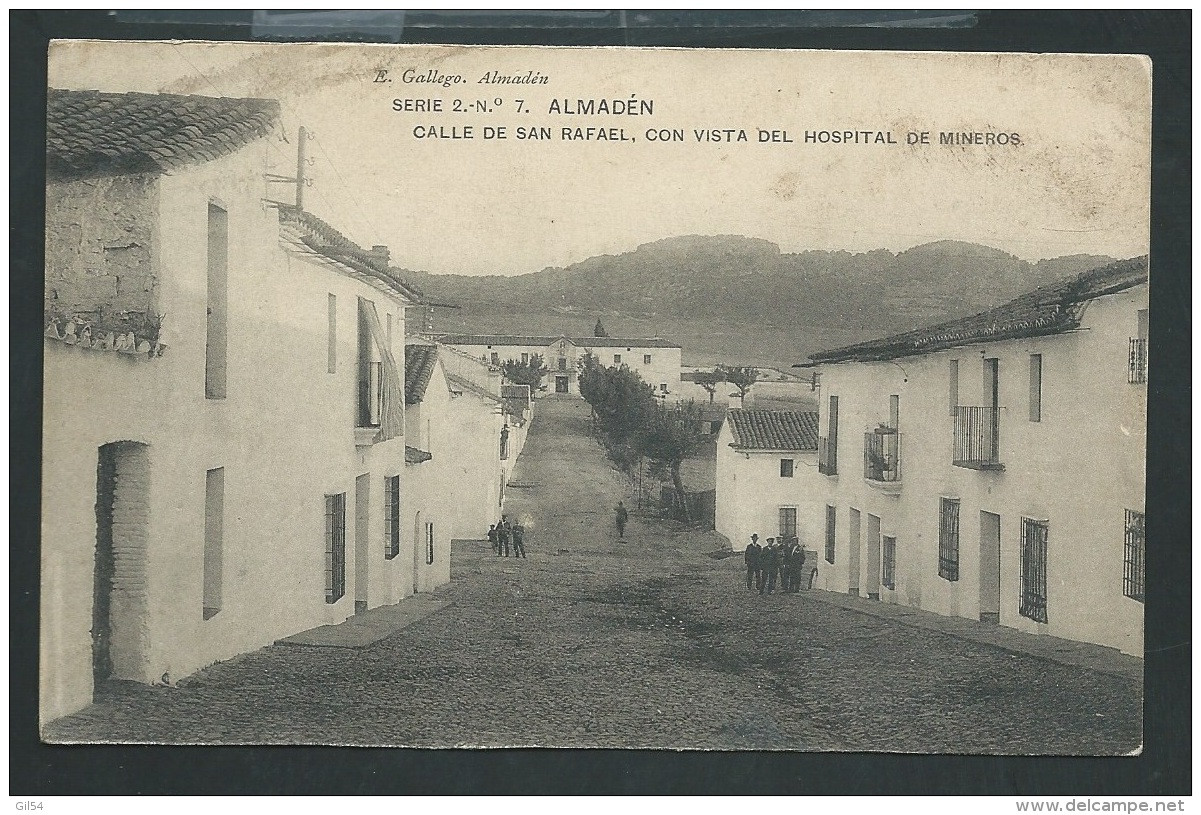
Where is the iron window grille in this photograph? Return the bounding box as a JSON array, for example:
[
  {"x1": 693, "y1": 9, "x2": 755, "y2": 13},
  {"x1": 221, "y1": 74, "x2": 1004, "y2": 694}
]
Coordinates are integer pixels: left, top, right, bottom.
[
  {"x1": 780, "y1": 458, "x2": 794, "y2": 478},
  {"x1": 1124, "y1": 509, "x2": 1145, "y2": 602},
  {"x1": 384, "y1": 476, "x2": 400, "y2": 560},
  {"x1": 1019, "y1": 518, "x2": 1049, "y2": 623},
  {"x1": 953, "y1": 406, "x2": 1002, "y2": 469},
  {"x1": 614, "y1": 354, "x2": 622, "y2": 364},
  {"x1": 863, "y1": 431, "x2": 901, "y2": 482},
  {"x1": 425, "y1": 522, "x2": 435, "y2": 565},
  {"x1": 1129, "y1": 338, "x2": 1148, "y2": 384},
  {"x1": 824, "y1": 504, "x2": 836, "y2": 564},
  {"x1": 882, "y1": 535, "x2": 896, "y2": 590},
  {"x1": 644, "y1": 354, "x2": 652, "y2": 364},
  {"x1": 938, "y1": 497, "x2": 960, "y2": 581},
  {"x1": 324, "y1": 493, "x2": 346, "y2": 603}
]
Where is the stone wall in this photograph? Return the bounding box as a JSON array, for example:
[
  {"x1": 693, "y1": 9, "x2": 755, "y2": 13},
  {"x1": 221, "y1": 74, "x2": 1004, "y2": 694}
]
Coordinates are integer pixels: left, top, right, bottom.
[{"x1": 45, "y1": 174, "x2": 159, "y2": 322}]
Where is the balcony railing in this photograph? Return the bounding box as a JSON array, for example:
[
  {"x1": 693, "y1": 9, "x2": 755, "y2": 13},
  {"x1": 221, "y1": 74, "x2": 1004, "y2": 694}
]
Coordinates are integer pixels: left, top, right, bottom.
[
  {"x1": 863, "y1": 431, "x2": 902, "y2": 483},
  {"x1": 1129, "y1": 337, "x2": 1147, "y2": 384},
  {"x1": 953, "y1": 406, "x2": 1003, "y2": 470},
  {"x1": 818, "y1": 436, "x2": 837, "y2": 476}
]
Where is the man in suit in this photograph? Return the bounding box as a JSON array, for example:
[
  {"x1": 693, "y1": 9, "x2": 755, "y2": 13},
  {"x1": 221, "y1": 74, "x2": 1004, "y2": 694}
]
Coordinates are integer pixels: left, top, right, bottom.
[
  {"x1": 497, "y1": 516, "x2": 511, "y2": 557},
  {"x1": 760, "y1": 538, "x2": 779, "y2": 595},
  {"x1": 512, "y1": 522, "x2": 527, "y2": 559},
  {"x1": 744, "y1": 534, "x2": 761, "y2": 591}
]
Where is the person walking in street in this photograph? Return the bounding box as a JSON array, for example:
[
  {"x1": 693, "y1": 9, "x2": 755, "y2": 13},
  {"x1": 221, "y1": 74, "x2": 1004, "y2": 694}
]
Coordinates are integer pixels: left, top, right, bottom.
[
  {"x1": 744, "y1": 534, "x2": 761, "y2": 591},
  {"x1": 487, "y1": 524, "x2": 499, "y2": 555},
  {"x1": 497, "y1": 516, "x2": 511, "y2": 557},
  {"x1": 615, "y1": 501, "x2": 628, "y2": 539},
  {"x1": 778, "y1": 538, "x2": 792, "y2": 594},
  {"x1": 512, "y1": 522, "x2": 527, "y2": 559}
]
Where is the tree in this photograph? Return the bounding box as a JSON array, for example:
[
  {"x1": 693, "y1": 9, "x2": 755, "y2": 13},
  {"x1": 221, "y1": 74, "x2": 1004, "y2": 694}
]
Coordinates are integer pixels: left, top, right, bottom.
[
  {"x1": 719, "y1": 365, "x2": 759, "y2": 407},
  {"x1": 692, "y1": 368, "x2": 725, "y2": 404},
  {"x1": 594, "y1": 318, "x2": 609, "y2": 337},
  {"x1": 637, "y1": 400, "x2": 705, "y2": 520},
  {"x1": 500, "y1": 354, "x2": 549, "y2": 393}
]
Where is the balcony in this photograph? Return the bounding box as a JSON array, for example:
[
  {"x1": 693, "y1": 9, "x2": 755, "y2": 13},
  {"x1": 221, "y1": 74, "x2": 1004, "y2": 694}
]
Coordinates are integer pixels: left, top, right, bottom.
[
  {"x1": 1129, "y1": 337, "x2": 1147, "y2": 384},
  {"x1": 818, "y1": 436, "x2": 837, "y2": 476},
  {"x1": 863, "y1": 430, "x2": 902, "y2": 490},
  {"x1": 357, "y1": 360, "x2": 383, "y2": 428},
  {"x1": 953, "y1": 406, "x2": 1003, "y2": 470}
]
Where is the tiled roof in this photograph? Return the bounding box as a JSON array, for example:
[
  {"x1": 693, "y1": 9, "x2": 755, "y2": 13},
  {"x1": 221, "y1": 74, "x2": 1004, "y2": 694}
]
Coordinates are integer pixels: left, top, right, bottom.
[
  {"x1": 276, "y1": 204, "x2": 424, "y2": 303},
  {"x1": 405, "y1": 446, "x2": 432, "y2": 465},
  {"x1": 47, "y1": 88, "x2": 279, "y2": 179},
  {"x1": 810, "y1": 256, "x2": 1149, "y2": 364},
  {"x1": 438, "y1": 333, "x2": 681, "y2": 349},
  {"x1": 727, "y1": 410, "x2": 819, "y2": 452},
  {"x1": 405, "y1": 344, "x2": 439, "y2": 405}
]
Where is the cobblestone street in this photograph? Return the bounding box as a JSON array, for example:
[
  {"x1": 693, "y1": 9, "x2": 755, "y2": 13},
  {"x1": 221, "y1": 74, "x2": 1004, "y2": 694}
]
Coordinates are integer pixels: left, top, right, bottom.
[{"x1": 44, "y1": 397, "x2": 1142, "y2": 753}]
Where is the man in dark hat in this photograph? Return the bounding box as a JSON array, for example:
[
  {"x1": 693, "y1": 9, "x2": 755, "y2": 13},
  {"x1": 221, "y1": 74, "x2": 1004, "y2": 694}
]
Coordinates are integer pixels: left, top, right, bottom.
[
  {"x1": 744, "y1": 534, "x2": 761, "y2": 591},
  {"x1": 760, "y1": 538, "x2": 779, "y2": 595},
  {"x1": 487, "y1": 524, "x2": 499, "y2": 555},
  {"x1": 512, "y1": 522, "x2": 527, "y2": 559},
  {"x1": 497, "y1": 516, "x2": 511, "y2": 557}
]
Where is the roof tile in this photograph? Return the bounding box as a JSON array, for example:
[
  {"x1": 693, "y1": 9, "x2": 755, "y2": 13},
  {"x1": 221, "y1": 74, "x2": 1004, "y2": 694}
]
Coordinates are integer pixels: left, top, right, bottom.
[{"x1": 727, "y1": 410, "x2": 818, "y2": 451}]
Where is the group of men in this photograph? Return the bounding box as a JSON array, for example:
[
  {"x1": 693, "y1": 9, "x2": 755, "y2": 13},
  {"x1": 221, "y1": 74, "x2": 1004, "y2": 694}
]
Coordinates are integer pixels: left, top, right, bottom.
[
  {"x1": 487, "y1": 515, "x2": 527, "y2": 558},
  {"x1": 743, "y1": 533, "x2": 808, "y2": 595}
]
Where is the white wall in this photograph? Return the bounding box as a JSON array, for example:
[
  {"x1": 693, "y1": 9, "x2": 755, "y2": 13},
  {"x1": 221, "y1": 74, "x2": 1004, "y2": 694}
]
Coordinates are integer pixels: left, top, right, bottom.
[
  {"x1": 714, "y1": 421, "x2": 821, "y2": 553},
  {"x1": 806, "y1": 285, "x2": 1147, "y2": 654},
  {"x1": 41, "y1": 141, "x2": 416, "y2": 724}
]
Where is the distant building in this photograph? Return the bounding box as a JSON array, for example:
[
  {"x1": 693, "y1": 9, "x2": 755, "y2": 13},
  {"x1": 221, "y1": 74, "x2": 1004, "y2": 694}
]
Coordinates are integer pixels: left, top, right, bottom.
[
  {"x1": 798, "y1": 257, "x2": 1147, "y2": 655},
  {"x1": 438, "y1": 333, "x2": 682, "y2": 398},
  {"x1": 41, "y1": 89, "x2": 425, "y2": 724},
  {"x1": 715, "y1": 410, "x2": 820, "y2": 553}
]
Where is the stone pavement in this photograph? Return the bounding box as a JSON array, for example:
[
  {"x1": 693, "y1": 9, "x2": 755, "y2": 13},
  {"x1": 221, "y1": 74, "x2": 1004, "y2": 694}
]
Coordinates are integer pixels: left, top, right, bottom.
[
  {"x1": 43, "y1": 397, "x2": 1143, "y2": 753},
  {"x1": 276, "y1": 595, "x2": 451, "y2": 648}
]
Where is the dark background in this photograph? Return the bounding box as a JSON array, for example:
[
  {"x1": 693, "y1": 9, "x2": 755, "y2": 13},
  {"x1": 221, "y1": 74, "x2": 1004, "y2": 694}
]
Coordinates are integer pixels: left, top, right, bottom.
[{"x1": 10, "y1": 9, "x2": 1190, "y2": 796}]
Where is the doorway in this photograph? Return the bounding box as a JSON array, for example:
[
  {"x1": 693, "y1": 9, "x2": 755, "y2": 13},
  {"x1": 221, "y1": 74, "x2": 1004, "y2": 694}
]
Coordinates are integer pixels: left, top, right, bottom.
[
  {"x1": 93, "y1": 441, "x2": 150, "y2": 686},
  {"x1": 847, "y1": 508, "x2": 862, "y2": 596},
  {"x1": 354, "y1": 473, "x2": 370, "y2": 614},
  {"x1": 866, "y1": 514, "x2": 882, "y2": 600},
  {"x1": 979, "y1": 511, "x2": 1002, "y2": 623},
  {"x1": 555, "y1": 374, "x2": 569, "y2": 394}
]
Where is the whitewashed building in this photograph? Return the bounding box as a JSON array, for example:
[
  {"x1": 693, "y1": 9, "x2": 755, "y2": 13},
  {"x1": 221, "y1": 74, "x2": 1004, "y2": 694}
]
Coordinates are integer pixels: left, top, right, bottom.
[
  {"x1": 41, "y1": 89, "x2": 426, "y2": 724},
  {"x1": 798, "y1": 257, "x2": 1147, "y2": 655},
  {"x1": 438, "y1": 333, "x2": 683, "y2": 398},
  {"x1": 715, "y1": 410, "x2": 820, "y2": 554}
]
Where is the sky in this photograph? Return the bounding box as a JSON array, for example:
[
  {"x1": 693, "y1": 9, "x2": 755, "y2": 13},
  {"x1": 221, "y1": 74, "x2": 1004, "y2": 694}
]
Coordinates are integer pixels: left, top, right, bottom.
[{"x1": 49, "y1": 42, "x2": 1152, "y2": 277}]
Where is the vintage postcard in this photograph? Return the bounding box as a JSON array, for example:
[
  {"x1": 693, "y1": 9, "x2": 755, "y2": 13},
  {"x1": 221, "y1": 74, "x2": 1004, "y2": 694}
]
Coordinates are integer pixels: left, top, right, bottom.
[{"x1": 41, "y1": 41, "x2": 1148, "y2": 752}]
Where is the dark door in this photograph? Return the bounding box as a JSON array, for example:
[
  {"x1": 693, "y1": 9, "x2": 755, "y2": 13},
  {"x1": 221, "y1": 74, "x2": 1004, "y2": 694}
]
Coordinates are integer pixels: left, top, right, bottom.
[
  {"x1": 93, "y1": 445, "x2": 118, "y2": 684},
  {"x1": 555, "y1": 375, "x2": 569, "y2": 394}
]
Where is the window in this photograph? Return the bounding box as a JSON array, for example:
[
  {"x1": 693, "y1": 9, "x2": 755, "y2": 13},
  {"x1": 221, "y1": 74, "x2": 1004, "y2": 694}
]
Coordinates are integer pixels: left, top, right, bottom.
[
  {"x1": 384, "y1": 475, "x2": 400, "y2": 560},
  {"x1": 780, "y1": 458, "x2": 794, "y2": 478},
  {"x1": 500, "y1": 425, "x2": 510, "y2": 461},
  {"x1": 889, "y1": 394, "x2": 900, "y2": 429},
  {"x1": 938, "y1": 497, "x2": 960, "y2": 581},
  {"x1": 1124, "y1": 509, "x2": 1145, "y2": 602},
  {"x1": 1130, "y1": 310, "x2": 1148, "y2": 384},
  {"x1": 324, "y1": 493, "x2": 347, "y2": 603},
  {"x1": 558, "y1": 357, "x2": 567, "y2": 371},
  {"x1": 490, "y1": 352, "x2": 500, "y2": 365},
  {"x1": 357, "y1": 300, "x2": 382, "y2": 428},
  {"x1": 1029, "y1": 354, "x2": 1042, "y2": 422},
  {"x1": 778, "y1": 507, "x2": 797, "y2": 540},
  {"x1": 659, "y1": 383, "x2": 668, "y2": 393},
  {"x1": 644, "y1": 354, "x2": 652, "y2": 365},
  {"x1": 948, "y1": 359, "x2": 959, "y2": 416},
  {"x1": 824, "y1": 505, "x2": 836, "y2": 563},
  {"x1": 819, "y1": 395, "x2": 839, "y2": 476},
  {"x1": 425, "y1": 522, "x2": 435, "y2": 565},
  {"x1": 614, "y1": 354, "x2": 622, "y2": 364},
  {"x1": 203, "y1": 468, "x2": 224, "y2": 619},
  {"x1": 521, "y1": 352, "x2": 529, "y2": 365},
  {"x1": 206, "y1": 203, "x2": 228, "y2": 399},
  {"x1": 1019, "y1": 518, "x2": 1049, "y2": 623},
  {"x1": 882, "y1": 535, "x2": 896, "y2": 590}
]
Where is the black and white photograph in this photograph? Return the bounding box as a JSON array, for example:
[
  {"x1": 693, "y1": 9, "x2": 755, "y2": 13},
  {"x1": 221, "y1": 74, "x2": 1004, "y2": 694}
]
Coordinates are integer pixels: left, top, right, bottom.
[{"x1": 36, "y1": 39, "x2": 1151, "y2": 756}]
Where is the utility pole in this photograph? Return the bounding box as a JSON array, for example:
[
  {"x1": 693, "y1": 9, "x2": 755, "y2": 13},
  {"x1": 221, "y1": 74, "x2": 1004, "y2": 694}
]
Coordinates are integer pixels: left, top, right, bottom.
[{"x1": 295, "y1": 126, "x2": 306, "y2": 209}]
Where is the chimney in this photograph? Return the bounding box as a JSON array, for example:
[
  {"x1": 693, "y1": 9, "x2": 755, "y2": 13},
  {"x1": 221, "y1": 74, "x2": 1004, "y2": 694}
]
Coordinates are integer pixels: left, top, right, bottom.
[{"x1": 369, "y1": 245, "x2": 390, "y2": 268}]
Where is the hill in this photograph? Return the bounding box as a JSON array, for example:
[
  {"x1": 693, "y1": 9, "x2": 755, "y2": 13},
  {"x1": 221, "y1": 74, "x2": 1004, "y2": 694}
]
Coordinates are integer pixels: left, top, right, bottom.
[{"x1": 402, "y1": 237, "x2": 1116, "y2": 369}]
